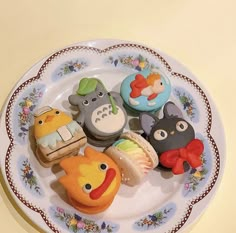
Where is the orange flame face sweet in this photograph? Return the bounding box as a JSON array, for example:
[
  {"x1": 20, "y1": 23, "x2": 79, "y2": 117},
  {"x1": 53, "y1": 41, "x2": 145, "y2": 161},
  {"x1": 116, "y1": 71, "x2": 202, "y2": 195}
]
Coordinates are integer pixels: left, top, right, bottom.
[{"x1": 59, "y1": 146, "x2": 121, "y2": 214}]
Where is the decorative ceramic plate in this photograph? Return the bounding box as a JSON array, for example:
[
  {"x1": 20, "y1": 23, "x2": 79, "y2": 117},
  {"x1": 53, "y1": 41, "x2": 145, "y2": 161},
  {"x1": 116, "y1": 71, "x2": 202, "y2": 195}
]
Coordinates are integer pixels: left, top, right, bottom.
[{"x1": 0, "y1": 40, "x2": 225, "y2": 233}]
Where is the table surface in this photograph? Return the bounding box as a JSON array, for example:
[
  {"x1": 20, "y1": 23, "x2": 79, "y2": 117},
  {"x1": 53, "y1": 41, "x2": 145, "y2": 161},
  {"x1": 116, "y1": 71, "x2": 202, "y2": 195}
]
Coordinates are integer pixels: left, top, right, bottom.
[{"x1": 0, "y1": 0, "x2": 235, "y2": 232}]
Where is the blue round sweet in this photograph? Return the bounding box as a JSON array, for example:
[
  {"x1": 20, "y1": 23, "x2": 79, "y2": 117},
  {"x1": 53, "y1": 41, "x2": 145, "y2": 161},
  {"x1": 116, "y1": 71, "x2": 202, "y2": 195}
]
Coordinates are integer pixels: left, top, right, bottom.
[{"x1": 120, "y1": 69, "x2": 171, "y2": 112}]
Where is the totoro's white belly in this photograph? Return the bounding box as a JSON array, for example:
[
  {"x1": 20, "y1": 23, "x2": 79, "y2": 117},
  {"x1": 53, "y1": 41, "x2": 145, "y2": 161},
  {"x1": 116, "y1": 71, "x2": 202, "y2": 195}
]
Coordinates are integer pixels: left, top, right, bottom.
[{"x1": 91, "y1": 104, "x2": 126, "y2": 134}]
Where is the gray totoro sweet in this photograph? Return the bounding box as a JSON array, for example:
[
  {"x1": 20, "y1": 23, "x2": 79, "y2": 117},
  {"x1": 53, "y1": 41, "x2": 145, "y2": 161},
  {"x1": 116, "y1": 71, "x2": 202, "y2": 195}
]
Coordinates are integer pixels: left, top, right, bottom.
[{"x1": 69, "y1": 78, "x2": 127, "y2": 147}]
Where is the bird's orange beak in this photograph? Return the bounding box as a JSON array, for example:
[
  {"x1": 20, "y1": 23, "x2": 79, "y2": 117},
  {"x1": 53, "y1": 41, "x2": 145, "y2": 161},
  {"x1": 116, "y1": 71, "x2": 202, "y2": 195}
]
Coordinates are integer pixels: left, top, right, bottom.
[{"x1": 45, "y1": 115, "x2": 55, "y2": 122}]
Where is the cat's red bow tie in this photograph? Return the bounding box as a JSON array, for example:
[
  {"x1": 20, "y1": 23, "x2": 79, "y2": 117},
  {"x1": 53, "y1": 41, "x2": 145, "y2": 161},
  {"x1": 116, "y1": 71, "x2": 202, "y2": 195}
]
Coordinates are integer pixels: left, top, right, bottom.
[{"x1": 159, "y1": 139, "x2": 204, "y2": 175}]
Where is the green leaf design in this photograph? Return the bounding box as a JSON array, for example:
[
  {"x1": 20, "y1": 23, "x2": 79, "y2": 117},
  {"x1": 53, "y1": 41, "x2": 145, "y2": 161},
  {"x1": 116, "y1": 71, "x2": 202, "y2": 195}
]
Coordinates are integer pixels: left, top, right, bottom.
[
  {"x1": 77, "y1": 78, "x2": 98, "y2": 96},
  {"x1": 201, "y1": 168, "x2": 208, "y2": 175},
  {"x1": 155, "y1": 212, "x2": 164, "y2": 221},
  {"x1": 70, "y1": 224, "x2": 77, "y2": 233}
]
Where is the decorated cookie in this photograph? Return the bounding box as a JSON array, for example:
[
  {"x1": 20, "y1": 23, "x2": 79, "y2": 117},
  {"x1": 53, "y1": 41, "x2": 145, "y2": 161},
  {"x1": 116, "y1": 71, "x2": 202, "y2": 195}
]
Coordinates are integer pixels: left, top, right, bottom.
[
  {"x1": 120, "y1": 69, "x2": 171, "y2": 113},
  {"x1": 69, "y1": 78, "x2": 127, "y2": 147},
  {"x1": 139, "y1": 102, "x2": 204, "y2": 175},
  {"x1": 104, "y1": 131, "x2": 159, "y2": 186},
  {"x1": 59, "y1": 146, "x2": 121, "y2": 214},
  {"x1": 34, "y1": 106, "x2": 87, "y2": 167}
]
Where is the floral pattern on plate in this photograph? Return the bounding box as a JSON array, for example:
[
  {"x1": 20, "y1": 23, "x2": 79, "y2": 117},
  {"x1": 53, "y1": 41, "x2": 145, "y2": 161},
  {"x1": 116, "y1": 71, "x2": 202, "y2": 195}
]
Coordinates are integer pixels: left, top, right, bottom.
[
  {"x1": 106, "y1": 54, "x2": 159, "y2": 71},
  {"x1": 183, "y1": 133, "x2": 212, "y2": 197},
  {"x1": 50, "y1": 206, "x2": 119, "y2": 233},
  {"x1": 0, "y1": 41, "x2": 223, "y2": 233},
  {"x1": 173, "y1": 87, "x2": 199, "y2": 123},
  {"x1": 52, "y1": 59, "x2": 88, "y2": 81},
  {"x1": 13, "y1": 84, "x2": 45, "y2": 144},
  {"x1": 133, "y1": 203, "x2": 176, "y2": 231},
  {"x1": 18, "y1": 156, "x2": 43, "y2": 197}
]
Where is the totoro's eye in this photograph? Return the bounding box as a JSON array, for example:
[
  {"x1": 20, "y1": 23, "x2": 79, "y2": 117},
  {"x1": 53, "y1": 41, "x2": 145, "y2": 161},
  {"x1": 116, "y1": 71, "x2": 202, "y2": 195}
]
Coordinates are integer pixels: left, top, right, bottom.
[
  {"x1": 55, "y1": 110, "x2": 60, "y2": 115},
  {"x1": 83, "y1": 183, "x2": 92, "y2": 193},
  {"x1": 99, "y1": 163, "x2": 108, "y2": 171},
  {"x1": 82, "y1": 100, "x2": 89, "y2": 106},
  {"x1": 176, "y1": 121, "x2": 188, "y2": 132},
  {"x1": 38, "y1": 120, "x2": 44, "y2": 125},
  {"x1": 97, "y1": 92, "x2": 104, "y2": 98},
  {"x1": 154, "y1": 129, "x2": 168, "y2": 141}
]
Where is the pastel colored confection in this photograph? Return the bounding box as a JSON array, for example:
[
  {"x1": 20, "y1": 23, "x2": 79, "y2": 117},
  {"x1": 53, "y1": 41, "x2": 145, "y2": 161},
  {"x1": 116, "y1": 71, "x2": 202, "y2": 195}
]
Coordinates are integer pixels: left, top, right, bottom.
[
  {"x1": 104, "y1": 131, "x2": 159, "y2": 186},
  {"x1": 139, "y1": 101, "x2": 204, "y2": 175},
  {"x1": 69, "y1": 78, "x2": 128, "y2": 147},
  {"x1": 120, "y1": 69, "x2": 171, "y2": 113},
  {"x1": 59, "y1": 146, "x2": 121, "y2": 214},
  {"x1": 34, "y1": 106, "x2": 87, "y2": 167}
]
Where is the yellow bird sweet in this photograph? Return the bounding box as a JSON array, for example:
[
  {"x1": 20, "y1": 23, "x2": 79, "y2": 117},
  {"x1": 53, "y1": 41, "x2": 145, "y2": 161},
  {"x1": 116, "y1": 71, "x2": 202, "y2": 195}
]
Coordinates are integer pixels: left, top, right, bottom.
[
  {"x1": 59, "y1": 146, "x2": 121, "y2": 214},
  {"x1": 33, "y1": 106, "x2": 87, "y2": 167}
]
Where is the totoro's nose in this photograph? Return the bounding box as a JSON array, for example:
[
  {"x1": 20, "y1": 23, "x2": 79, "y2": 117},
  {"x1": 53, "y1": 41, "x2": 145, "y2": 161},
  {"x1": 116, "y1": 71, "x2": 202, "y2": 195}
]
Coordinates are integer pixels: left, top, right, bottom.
[
  {"x1": 92, "y1": 98, "x2": 97, "y2": 102},
  {"x1": 170, "y1": 130, "x2": 175, "y2": 135}
]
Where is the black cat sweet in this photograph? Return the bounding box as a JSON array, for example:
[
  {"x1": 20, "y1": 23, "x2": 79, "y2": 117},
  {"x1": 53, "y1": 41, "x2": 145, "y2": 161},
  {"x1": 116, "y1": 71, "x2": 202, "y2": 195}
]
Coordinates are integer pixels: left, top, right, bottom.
[{"x1": 139, "y1": 101, "x2": 204, "y2": 174}]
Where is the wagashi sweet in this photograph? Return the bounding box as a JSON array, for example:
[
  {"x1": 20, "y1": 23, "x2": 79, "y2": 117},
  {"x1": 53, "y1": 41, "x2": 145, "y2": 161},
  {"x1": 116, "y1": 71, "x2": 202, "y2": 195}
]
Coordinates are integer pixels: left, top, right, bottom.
[
  {"x1": 104, "y1": 131, "x2": 159, "y2": 186},
  {"x1": 139, "y1": 102, "x2": 204, "y2": 174},
  {"x1": 120, "y1": 69, "x2": 171, "y2": 113},
  {"x1": 33, "y1": 106, "x2": 87, "y2": 167},
  {"x1": 59, "y1": 146, "x2": 121, "y2": 214},
  {"x1": 69, "y1": 78, "x2": 127, "y2": 147}
]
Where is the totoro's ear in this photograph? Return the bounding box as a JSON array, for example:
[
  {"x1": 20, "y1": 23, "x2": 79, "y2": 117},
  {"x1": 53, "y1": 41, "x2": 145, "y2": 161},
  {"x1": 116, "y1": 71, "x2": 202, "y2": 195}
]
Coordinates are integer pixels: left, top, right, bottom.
[
  {"x1": 139, "y1": 112, "x2": 159, "y2": 136},
  {"x1": 68, "y1": 94, "x2": 82, "y2": 106},
  {"x1": 163, "y1": 101, "x2": 183, "y2": 118},
  {"x1": 96, "y1": 83, "x2": 106, "y2": 92}
]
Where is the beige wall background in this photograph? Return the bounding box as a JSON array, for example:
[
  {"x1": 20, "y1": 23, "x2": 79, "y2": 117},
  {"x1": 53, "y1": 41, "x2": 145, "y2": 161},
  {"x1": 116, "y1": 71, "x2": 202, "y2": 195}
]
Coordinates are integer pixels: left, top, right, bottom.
[{"x1": 0, "y1": 0, "x2": 235, "y2": 232}]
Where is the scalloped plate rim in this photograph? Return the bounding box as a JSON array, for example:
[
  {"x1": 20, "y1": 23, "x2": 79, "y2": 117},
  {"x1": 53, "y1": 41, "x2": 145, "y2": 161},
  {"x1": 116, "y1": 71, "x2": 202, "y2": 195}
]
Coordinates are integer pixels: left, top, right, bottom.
[{"x1": 0, "y1": 39, "x2": 225, "y2": 233}]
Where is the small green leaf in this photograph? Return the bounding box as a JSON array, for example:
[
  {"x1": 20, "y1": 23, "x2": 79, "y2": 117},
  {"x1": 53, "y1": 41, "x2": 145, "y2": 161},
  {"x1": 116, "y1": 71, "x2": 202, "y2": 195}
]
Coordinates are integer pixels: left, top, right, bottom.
[
  {"x1": 77, "y1": 78, "x2": 98, "y2": 96},
  {"x1": 201, "y1": 169, "x2": 208, "y2": 175},
  {"x1": 155, "y1": 212, "x2": 164, "y2": 220}
]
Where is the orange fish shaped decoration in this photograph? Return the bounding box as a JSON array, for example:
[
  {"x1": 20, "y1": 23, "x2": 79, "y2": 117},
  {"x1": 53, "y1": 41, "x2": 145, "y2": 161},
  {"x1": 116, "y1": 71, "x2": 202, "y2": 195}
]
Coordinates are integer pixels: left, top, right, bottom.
[{"x1": 59, "y1": 146, "x2": 121, "y2": 214}]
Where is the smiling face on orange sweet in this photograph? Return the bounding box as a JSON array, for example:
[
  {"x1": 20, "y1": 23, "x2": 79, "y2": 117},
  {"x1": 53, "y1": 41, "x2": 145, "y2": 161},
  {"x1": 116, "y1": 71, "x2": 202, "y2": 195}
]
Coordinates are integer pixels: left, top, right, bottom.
[{"x1": 59, "y1": 147, "x2": 121, "y2": 211}]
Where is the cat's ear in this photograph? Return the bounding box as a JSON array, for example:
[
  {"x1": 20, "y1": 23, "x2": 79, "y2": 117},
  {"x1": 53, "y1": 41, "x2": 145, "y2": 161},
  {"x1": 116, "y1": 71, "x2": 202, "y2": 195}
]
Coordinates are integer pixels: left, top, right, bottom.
[
  {"x1": 139, "y1": 112, "x2": 159, "y2": 136},
  {"x1": 163, "y1": 101, "x2": 183, "y2": 118}
]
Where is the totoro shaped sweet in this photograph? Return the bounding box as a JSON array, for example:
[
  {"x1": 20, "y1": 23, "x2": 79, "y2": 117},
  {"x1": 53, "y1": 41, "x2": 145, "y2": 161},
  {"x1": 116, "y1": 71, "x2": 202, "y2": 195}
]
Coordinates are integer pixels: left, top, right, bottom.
[{"x1": 69, "y1": 78, "x2": 128, "y2": 147}]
